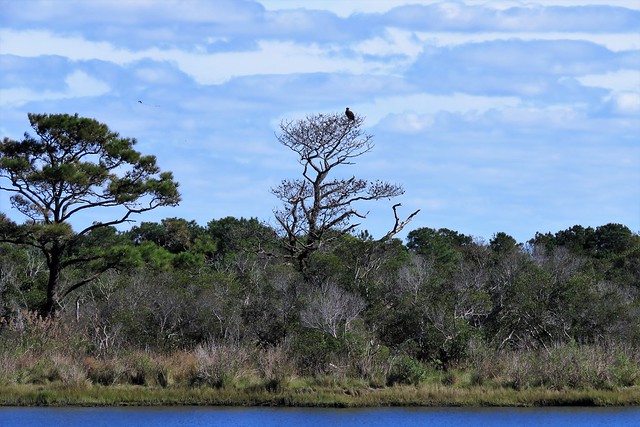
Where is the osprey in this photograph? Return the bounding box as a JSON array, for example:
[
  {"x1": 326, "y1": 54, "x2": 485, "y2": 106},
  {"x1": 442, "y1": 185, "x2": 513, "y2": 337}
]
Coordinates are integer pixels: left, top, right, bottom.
[{"x1": 345, "y1": 107, "x2": 355, "y2": 121}]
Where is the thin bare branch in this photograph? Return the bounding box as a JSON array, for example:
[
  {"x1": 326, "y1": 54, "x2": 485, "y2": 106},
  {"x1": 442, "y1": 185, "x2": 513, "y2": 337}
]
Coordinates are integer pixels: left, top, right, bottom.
[{"x1": 379, "y1": 203, "x2": 421, "y2": 242}]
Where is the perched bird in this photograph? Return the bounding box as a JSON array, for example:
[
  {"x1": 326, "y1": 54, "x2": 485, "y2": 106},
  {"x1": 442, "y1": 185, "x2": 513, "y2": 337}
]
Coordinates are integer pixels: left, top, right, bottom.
[{"x1": 345, "y1": 107, "x2": 355, "y2": 121}]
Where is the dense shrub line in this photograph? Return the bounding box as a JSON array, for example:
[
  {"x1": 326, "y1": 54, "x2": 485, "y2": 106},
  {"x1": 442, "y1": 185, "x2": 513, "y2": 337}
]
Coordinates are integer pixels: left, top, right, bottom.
[
  {"x1": 1, "y1": 221, "x2": 639, "y2": 395},
  {"x1": 0, "y1": 314, "x2": 638, "y2": 392}
]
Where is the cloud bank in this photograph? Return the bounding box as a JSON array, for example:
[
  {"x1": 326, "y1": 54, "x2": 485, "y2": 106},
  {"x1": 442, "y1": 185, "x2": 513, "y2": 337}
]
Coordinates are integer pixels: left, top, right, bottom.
[{"x1": 1, "y1": 0, "x2": 638, "y2": 242}]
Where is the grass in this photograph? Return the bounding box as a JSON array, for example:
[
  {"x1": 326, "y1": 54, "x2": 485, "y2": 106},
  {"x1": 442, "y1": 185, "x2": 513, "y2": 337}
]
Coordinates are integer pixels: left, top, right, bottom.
[
  {"x1": 1, "y1": 383, "x2": 639, "y2": 407},
  {"x1": 1, "y1": 319, "x2": 639, "y2": 408}
]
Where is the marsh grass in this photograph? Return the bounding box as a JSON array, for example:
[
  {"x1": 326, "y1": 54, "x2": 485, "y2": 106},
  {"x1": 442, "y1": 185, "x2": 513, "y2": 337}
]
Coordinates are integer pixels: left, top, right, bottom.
[
  {"x1": 1, "y1": 317, "x2": 638, "y2": 407},
  {"x1": 469, "y1": 342, "x2": 640, "y2": 391},
  {"x1": 1, "y1": 383, "x2": 638, "y2": 407},
  {"x1": 254, "y1": 346, "x2": 295, "y2": 391},
  {"x1": 193, "y1": 343, "x2": 252, "y2": 388}
]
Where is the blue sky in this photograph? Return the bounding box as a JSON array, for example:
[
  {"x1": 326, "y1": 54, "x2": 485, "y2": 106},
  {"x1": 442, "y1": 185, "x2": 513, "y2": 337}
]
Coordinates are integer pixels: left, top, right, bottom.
[{"x1": 1, "y1": 0, "x2": 638, "y2": 243}]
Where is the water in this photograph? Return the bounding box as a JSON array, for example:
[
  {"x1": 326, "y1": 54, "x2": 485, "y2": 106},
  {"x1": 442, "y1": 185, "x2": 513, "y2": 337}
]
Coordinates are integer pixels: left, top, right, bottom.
[{"x1": 0, "y1": 406, "x2": 638, "y2": 427}]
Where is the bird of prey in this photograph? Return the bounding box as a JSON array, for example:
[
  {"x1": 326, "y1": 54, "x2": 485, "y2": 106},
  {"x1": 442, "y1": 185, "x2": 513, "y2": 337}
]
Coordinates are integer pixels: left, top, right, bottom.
[{"x1": 345, "y1": 107, "x2": 355, "y2": 121}]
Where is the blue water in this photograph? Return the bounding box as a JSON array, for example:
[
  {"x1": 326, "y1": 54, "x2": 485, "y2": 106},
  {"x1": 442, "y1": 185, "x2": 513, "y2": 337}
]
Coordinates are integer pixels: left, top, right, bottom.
[{"x1": 0, "y1": 406, "x2": 638, "y2": 427}]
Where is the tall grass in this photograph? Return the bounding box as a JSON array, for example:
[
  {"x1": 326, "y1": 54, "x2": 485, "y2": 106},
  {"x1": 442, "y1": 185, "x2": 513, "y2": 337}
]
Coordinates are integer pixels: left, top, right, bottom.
[
  {"x1": 1, "y1": 313, "x2": 639, "y2": 406},
  {"x1": 1, "y1": 383, "x2": 638, "y2": 407},
  {"x1": 469, "y1": 341, "x2": 640, "y2": 390}
]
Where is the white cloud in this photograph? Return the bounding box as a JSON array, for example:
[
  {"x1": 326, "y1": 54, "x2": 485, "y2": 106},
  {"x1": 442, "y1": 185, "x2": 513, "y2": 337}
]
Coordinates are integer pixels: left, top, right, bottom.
[
  {"x1": 578, "y1": 70, "x2": 640, "y2": 115},
  {"x1": 415, "y1": 31, "x2": 640, "y2": 52},
  {"x1": 0, "y1": 30, "x2": 402, "y2": 85},
  {"x1": 0, "y1": 29, "x2": 138, "y2": 62},
  {"x1": 491, "y1": 104, "x2": 587, "y2": 129},
  {"x1": 65, "y1": 70, "x2": 110, "y2": 97},
  {"x1": 354, "y1": 27, "x2": 424, "y2": 59},
  {"x1": 382, "y1": 112, "x2": 435, "y2": 133},
  {"x1": 531, "y1": 0, "x2": 639, "y2": 9},
  {"x1": 134, "y1": 66, "x2": 183, "y2": 85},
  {"x1": 0, "y1": 0, "x2": 265, "y2": 25},
  {"x1": 260, "y1": 0, "x2": 640, "y2": 16},
  {"x1": 352, "y1": 92, "x2": 521, "y2": 127},
  {"x1": 173, "y1": 40, "x2": 394, "y2": 84},
  {"x1": 274, "y1": 91, "x2": 522, "y2": 132},
  {"x1": 577, "y1": 69, "x2": 640, "y2": 92},
  {"x1": 1, "y1": 0, "x2": 638, "y2": 241},
  {"x1": 0, "y1": 70, "x2": 110, "y2": 106},
  {"x1": 260, "y1": 0, "x2": 422, "y2": 17},
  {"x1": 611, "y1": 91, "x2": 640, "y2": 114}
]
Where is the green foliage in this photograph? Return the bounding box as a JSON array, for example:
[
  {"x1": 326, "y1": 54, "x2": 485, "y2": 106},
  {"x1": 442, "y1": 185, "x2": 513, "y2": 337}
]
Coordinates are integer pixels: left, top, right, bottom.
[
  {"x1": 490, "y1": 232, "x2": 519, "y2": 255},
  {"x1": 387, "y1": 355, "x2": 428, "y2": 385},
  {"x1": 611, "y1": 352, "x2": 640, "y2": 387},
  {"x1": 593, "y1": 223, "x2": 637, "y2": 256},
  {"x1": 406, "y1": 227, "x2": 472, "y2": 268},
  {"x1": 206, "y1": 216, "x2": 278, "y2": 264},
  {"x1": 2, "y1": 112, "x2": 638, "y2": 400},
  {"x1": 534, "y1": 223, "x2": 638, "y2": 260},
  {"x1": 2, "y1": 157, "x2": 639, "y2": 393},
  {"x1": 135, "y1": 241, "x2": 176, "y2": 270},
  {"x1": 0, "y1": 113, "x2": 180, "y2": 316},
  {"x1": 129, "y1": 218, "x2": 205, "y2": 254},
  {"x1": 172, "y1": 251, "x2": 205, "y2": 269},
  {"x1": 17, "y1": 359, "x2": 60, "y2": 384},
  {"x1": 0, "y1": 244, "x2": 48, "y2": 312},
  {"x1": 290, "y1": 329, "x2": 347, "y2": 375}
]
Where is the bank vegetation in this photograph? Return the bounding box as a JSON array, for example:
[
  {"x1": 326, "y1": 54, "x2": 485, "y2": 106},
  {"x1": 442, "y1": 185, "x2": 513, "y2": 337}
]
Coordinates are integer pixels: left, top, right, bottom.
[{"x1": 1, "y1": 220, "x2": 639, "y2": 407}]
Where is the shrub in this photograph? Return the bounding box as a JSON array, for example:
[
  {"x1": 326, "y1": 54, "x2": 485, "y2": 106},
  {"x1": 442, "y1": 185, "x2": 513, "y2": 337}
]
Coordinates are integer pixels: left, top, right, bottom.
[
  {"x1": 17, "y1": 359, "x2": 59, "y2": 384},
  {"x1": 611, "y1": 352, "x2": 640, "y2": 387},
  {"x1": 387, "y1": 355, "x2": 428, "y2": 385},
  {"x1": 289, "y1": 329, "x2": 345, "y2": 375},
  {"x1": 50, "y1": 354, "x2": 87, "y2": 387},
  {"x1": 256, "y1": 346, "x2": 294, "y2": 392},
  {"x1": 467, "y1": 342, "x2": 640, "y2": 390},
  {"x1": 192, "y1": 343, "x2": 250, "y2": 388},
  {"x1": 84, "y1": 357, "x2": 125, "y2": 385}
]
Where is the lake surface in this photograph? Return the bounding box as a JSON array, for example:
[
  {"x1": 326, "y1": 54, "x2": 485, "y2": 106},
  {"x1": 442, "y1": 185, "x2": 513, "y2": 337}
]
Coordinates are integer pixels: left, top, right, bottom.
[{"x1": 1, "y1": 406, "x2": 639, "y2": 427}]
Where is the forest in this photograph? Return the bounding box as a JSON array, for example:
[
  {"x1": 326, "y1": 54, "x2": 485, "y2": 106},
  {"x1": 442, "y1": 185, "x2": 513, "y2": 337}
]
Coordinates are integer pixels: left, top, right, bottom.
[{"x1": 0, "y1": 113, "x2": 639, "y2": 405}]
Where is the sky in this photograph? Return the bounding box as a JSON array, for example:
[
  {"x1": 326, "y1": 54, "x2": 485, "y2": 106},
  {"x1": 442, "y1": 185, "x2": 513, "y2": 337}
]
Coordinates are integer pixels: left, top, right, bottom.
[{"x1": 0, "y1": 0, "x2": 638, "y2": 244}]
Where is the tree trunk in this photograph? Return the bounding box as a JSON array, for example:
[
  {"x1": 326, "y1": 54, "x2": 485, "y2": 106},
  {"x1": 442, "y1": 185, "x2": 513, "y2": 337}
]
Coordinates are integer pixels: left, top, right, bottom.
[{"x1": 42, "y1": 245, "x2": 63, "y2": 317}]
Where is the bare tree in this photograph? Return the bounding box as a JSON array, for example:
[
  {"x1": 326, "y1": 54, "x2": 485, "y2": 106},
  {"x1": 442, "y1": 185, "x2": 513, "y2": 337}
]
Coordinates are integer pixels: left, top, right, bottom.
[
  {"x1": 301, "y1": 281, "x2": 366, "y2": 339},
  {"x1": 272, "y1": 112, "x2": 418, "y2": 270},
  {"x1": 397, "y1": 253, "x2": 435, "y2": 304}
]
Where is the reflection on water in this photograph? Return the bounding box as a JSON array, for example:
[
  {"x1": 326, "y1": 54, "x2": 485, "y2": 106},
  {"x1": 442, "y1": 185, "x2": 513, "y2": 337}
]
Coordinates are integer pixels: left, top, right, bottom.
[{"x1": 1, "y1": 406, "x2": 639, "y2": 427}]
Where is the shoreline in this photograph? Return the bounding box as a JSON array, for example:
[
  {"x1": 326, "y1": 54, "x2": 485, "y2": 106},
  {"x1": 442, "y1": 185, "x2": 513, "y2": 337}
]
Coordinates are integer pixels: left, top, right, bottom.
[{"x1": 2, "y1": 384, "x2": 639, "y2": 408}]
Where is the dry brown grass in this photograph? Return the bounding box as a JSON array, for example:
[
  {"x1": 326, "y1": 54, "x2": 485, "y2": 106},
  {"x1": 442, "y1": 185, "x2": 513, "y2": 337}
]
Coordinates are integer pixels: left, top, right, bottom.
[
  {"x1": 1, "y1": 313, "x2": 638, "y2": 407},
  {"x1": 469, "y1": 342, "x2": 640, "y2": 390}
]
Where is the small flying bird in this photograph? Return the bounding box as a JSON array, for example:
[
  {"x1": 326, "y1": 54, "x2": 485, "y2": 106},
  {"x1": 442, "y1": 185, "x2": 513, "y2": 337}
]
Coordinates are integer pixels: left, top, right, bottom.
[
  {"x1": 345, "y1": 107, "x2": 355, "y2": 121},
  {"x1": 137, "y1": 99, "x2": 160, "y2": 107}
]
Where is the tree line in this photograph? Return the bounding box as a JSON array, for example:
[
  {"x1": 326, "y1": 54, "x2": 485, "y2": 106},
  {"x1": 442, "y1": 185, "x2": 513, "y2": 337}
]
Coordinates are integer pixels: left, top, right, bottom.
[
  {"x1": 1, "y1": 112, "x2": 639, "y2": 379},
  {"x1": 1, "y1": 216, "x2": 638, "y2": 368}
]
